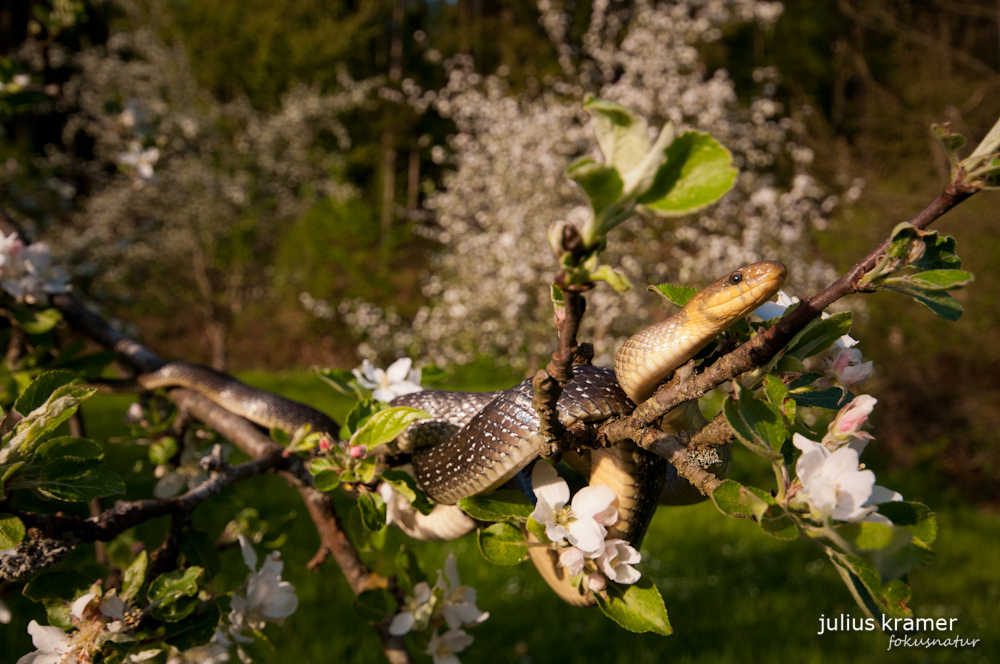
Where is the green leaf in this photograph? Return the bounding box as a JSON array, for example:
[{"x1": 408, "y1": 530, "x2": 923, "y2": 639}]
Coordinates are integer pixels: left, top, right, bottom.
[
  {"x1": 121, "y1": 551, "x2": 149, "y2": 602},
  {"x1": 380, "y1": 469, "x2": 434, "y2": 515},
  {"x1": 831, "y1": 553, "x2": 912, "y2": 620},
  {"x1": 786, "y1": 312, "x2": 853, "y2": 360},
  {"x1": 874, "y1": 501, "x2": 937, "y2": 544},
  {"x1": 315, "y1": 367, "x2": 358, "y2": 395},
  {"x1": 355, "y1": 588, "x2": 398, "y2": 625},
  {"x1": 760, "y1": 510, "x2": 798, "y2": 540},
  {"x1": 152, "y1": 594, "x2": 200, "y2": 622},
  {"x1": 395, "y1": 546, "x2": 427, "y2": 595},
  {"x1": 637, "y1": 131, "x2": 738, "y2": 217},
  {"x1": 342, "y1": 398, "x2": 385, "y2": 438},
  {"x1": 149, "y1": 437, "x2": 178, "y2": 466},
  {"x1": 789, "y1": 387, "x2": 853, "y2": 410},
  {"x1": 836, "y1": 521, "x2": 899, "y2": 550},
  {"x1": 35, "y1": 437, "x2": 103, "y2": 460},
  {"x1": 583, "y1": 96, "x2": 651, "y2": 175},
  {"x1": 23, "y1": 571, "x2": 95, "y2": 602},
  {"x1": 763, "y1": 375, "x2": 789, "y2": 411},
  {"x1": 12, "y1": 308, "x2": 62, "y2": 335},
  {"x1": 648, "y1": 283, "x2": 698, "y2": 307},
  {"x1": 350, "y1": 406, "x2": 432, "y2": 450},
  {"x1": 588, "y1": 264, "x2": 633, "y2": 292},
  {"x1": 312, "y1": 470, "x2": 341, "y2": 492},
  {"x1": 0, "y1": 513, "x2": 26, "y2": 548},
  {"x1": 358, "y1": 491, "x2": 387, "y2": 531},
  {"x1": 13, "y1": 370, "x2": 80, "y2": 417},
  {"x1": 525, "y1": 517, "x2": 549, "y2": 543},
  {"x1": 39, "y1": 458, "x2": 126, "y2": 502},
  {"x1": 596, "y1": 578, "x2": 672, "y2": 636},
  {"x1": 722, "y1": 399, "x2": 774, "y2": 458},
  {"x1": 567, "y1": 157, "x2": 624, "y2": 216},
  {"x1": 147, "y1": 566, "x2": 203, "y2": 603},
  {"x1": 710, "y1": 479, "x2": 776, "y2": 520},
  {"x1": 1, "y1": 383, "x2": 97, "y2": 464},
  {"x1": 735, "y1": 383, "x2": 787, "y2": 452},
  {"x1": 912, "y1": 232, "x2": 961, "y2": 271},
  {"x1": 476, "y1": 522, "x2": 526, "y2": 566},
  {"x1": 163, "y1": 602, "x2": 221, "y2": 651},
  {"x1": 931, "y1": 123, "x2": 966, "y2": 178},
  {"x1": 458, "y1": 490, "x2": 534, "y2": 521},
  {"x1": 891, "y1": 269, "x2": 974, "y2": 291},
  {"x1": 881, "y1": 285, "x2": 964, "y2": 321}
]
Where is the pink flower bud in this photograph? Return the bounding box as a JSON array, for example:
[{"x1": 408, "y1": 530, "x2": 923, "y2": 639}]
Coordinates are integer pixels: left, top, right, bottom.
[
  {"x1": 350, "y1": 445, "x2": 365, "y2": 459},
  {"x1": 826, "y1": 347, "x2": 873, "y2": 386},
  {"x1": 834, "y1": 395, "x2": 877, "y2": 435},
  {"x1": 319, "y1": 437, "x2": 333, "y2": 452}
]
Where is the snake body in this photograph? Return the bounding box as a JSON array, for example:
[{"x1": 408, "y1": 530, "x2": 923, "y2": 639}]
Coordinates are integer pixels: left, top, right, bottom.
[{"x1": 120, "y1": 261, "x2": 786, "y2": 606}]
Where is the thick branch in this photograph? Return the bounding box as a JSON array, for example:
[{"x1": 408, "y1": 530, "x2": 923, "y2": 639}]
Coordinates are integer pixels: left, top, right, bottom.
[{"x1": 14, "y1": 454, "x2": 282, "y2": 545}]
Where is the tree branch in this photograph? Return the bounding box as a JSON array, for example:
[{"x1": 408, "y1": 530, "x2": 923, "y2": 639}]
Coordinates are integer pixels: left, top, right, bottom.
[{"x1": 625, "y1": 183, "x2": 975, "y2": 429}]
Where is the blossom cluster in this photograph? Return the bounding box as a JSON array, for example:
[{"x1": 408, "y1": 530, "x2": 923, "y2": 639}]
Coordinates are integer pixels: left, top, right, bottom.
[
  {"x1": 0, "y1": 232, "x2": 71, "y2": 305},
  {"x1": 388, "y1": 554, "x2": 489, "y2": 664},
  {"x1": 530, "y1": 462, "x2": 641, "y2": 594},
  {"x1": 18, "y1": 590, "x2": 136, "y2": 664},
  {"x1": 790, "y1": 397, "x2": 903, "y2": 525}
]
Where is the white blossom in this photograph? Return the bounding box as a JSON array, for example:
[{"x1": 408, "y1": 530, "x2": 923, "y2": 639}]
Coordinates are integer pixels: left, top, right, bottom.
[
  {"x1": 530, "y1": 462, "x2": 616, "y2": 554},
  {"x1": 352, "y1": 358, "x2": 423, "y2": 402},
  {"x1": 117, "y1": 141, "x2": 160, "y2": 181},
  {"x1": 792, "y1": 434, "x2": 901, "y2": 523},
  {"x1": 595, "y1": 539, "x2": 642, "y2": 584},
  {"x1": 0, "y1": 598, "x2": 11, "y2": 624},
  {"x1": 0, "y1": 233, "x2": 71, "y2": 305},
  {"x1": 222, "y1": 536, "x2": 298, "y2": 663},
  {"x1": 558, "y1": 547, "x2": 586, "y2": 577},
  {"x1": 388, "y1": 581, "x2": 433, "y2": 636},
  {"x1": 426, "y1": 628, "x2": 475, "y2": 664},
  {"x1": 17, "y1": 621, "x2": 72, "y2": 664},
  {"x1": 435, "y1": 554, "x2": 489, "y2": 631}
]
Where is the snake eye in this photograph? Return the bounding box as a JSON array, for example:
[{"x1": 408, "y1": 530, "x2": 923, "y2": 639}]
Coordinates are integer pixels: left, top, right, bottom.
[{"x1": 727, "y1": 272, "x2": 743, "y2": 286}]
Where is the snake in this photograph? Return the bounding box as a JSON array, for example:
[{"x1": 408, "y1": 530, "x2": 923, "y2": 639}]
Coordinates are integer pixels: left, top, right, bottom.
[{"x1": 115, "y1": 260, "x2": 786, "y2": 606}]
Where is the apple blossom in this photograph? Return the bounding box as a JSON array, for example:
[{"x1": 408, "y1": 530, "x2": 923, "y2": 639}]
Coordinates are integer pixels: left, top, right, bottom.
[
  {"x1": 595, "y1": 539, "x2": 642, "y2": 585},
  {"x1": 435, "y1": 554, "x2": 489, "y2": 631},
  {"x1": 559, "y1": 547, "x2": 586, "y2": 577},
  {"x1": 792, "y1": 434, "x2": 901, "y2": 523},
  {"x1": 426, "y1": 628, "x2": 475, "y2": 664},
  {"x1": 530, "y1": 462, "x2": 617, "y2": 554},
  {"x1": 0, "y1": 598, "x2": 11, "y2": 624},
  {"x1": 388, "y1": 581, "x2": 433, "y2": 636},
  {"x1": 0, "y1": 233, "x2": 71, "y2": 305},
  {"x1": 352, "y1": 358, "x2": 424, "y2": 402},
  {"x1": 826, "y1": 347, "x2": 873, "y2": 386},
  {"x1": 118, "y1": 141, "x2": 160, "y2": 181},
  {"x1": 17, "y1": 621, "x2": 72, "y2": 664}
]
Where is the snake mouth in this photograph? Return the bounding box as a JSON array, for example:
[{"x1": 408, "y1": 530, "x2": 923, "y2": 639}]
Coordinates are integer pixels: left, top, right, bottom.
[{"x1": 698, "y1": 260, "x2": 787, "y2": 322}]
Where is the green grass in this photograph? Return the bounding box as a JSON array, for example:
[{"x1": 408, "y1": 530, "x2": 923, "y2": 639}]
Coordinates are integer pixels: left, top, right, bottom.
[{"x1": 2, "y1": 370, "x2": 997, "y2": 663}]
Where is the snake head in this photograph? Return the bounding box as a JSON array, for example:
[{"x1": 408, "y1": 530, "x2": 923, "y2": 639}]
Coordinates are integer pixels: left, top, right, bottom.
[{"x1": 695, "y1": 260, "x2": 787, "y2": 323}]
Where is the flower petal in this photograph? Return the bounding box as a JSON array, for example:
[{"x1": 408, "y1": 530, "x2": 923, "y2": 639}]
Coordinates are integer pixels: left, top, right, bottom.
[{"x1": 571, "y1": 484, "x2": 615, "y2": 519}]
